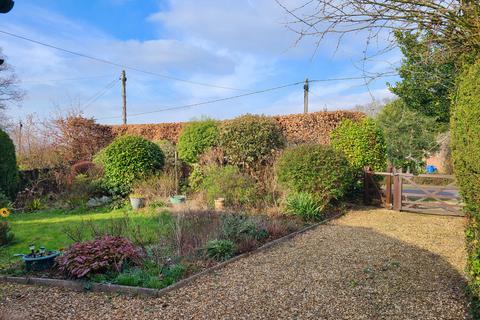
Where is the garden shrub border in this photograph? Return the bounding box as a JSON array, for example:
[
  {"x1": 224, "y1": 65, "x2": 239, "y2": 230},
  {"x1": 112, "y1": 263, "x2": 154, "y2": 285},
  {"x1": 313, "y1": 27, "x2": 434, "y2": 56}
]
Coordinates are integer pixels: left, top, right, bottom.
[{"x1": 0, "y1": 211, "x2": 345, "y2": 297}]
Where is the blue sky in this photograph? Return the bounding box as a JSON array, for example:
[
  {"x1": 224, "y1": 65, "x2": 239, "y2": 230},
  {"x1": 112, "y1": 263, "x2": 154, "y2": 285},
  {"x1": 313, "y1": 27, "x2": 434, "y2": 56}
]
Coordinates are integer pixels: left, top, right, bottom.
[{"x1": 0, "y1": 0, "x2": 399, "y2": 124}]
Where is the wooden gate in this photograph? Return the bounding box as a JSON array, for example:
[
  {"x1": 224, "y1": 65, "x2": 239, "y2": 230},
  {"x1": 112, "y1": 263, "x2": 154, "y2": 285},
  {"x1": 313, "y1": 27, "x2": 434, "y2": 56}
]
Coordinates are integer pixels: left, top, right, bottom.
[{"x1": 364, "y1": 168, "x2": 463, "y2": 216}]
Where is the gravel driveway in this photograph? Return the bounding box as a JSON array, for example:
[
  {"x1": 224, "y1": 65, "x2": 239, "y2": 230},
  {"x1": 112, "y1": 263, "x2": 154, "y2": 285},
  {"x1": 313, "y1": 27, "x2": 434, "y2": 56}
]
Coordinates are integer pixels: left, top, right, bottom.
[{"x1": 0, "y1": 209, "x2": 469, "y2": 319}]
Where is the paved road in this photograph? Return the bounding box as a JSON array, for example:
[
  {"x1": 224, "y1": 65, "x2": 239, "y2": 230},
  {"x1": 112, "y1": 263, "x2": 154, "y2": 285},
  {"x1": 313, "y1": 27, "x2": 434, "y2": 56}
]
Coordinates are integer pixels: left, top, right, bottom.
[{"x1": 0, "y1": 209, "x2": 469, "y2": 319}]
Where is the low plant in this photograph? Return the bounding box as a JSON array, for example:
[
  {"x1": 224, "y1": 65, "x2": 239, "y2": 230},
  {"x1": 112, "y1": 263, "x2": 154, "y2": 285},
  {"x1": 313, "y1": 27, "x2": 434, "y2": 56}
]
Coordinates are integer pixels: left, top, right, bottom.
[
  {"x1": 205, "y1": 239, "x2": 235, "y2": 261},
  {"x1": 220, "y1": 214, "x2": 268, "y2": 242},
  {"x1": 25, "y1": 198, "x2": 46, "y2": 212},
  {"x1": 132, "y1": 171, "x2": 177, "y2": 201},
  {"x1": 56, "y1": 235, "x2": 142, "y2": 278},
  {"x1": 111, "y1": 259, "x2": 186, "y2": 289},
  {"x1": 169, "y1": 210, "x2": 221, "y2": 257},
  {"x1": 285, "y1": 192, "x2": 328, "y2": 221},
  {"x1": 0, "y1": 221, "x2": 15, "y2": 246}
]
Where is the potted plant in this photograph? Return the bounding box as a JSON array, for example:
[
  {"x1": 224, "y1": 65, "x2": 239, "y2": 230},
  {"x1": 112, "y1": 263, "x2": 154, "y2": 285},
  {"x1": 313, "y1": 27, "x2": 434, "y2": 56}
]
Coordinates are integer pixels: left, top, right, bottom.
[
  {"x1": 129, "y1": 194, "x2": 145, "y2": 210},
  {"x1": 14, "y1": 244, "x2": 61, "y2": 272}
]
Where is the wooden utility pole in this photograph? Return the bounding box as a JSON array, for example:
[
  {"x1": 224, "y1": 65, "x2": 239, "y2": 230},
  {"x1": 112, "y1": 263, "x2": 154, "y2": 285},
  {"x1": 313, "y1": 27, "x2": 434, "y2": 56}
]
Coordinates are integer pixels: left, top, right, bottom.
[
  {"x1": 303, "y1": 78, "x2": 309, "y2": 114},
  {"x1": 120, "y1": 70, "x2": 127, "y2": 125},
  {"x1": 18, "y1": 120, "x2": 22, "y2": 158}
]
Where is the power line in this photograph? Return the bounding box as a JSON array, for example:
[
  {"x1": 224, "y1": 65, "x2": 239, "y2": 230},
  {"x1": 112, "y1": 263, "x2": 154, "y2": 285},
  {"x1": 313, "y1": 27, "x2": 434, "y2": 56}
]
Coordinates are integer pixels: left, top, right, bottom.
[
  {"x1": 21, "y1": 75, "x2": 112, "y2": 83},
  {"x1": 82, "y1": 79, "x2": 120, "y2": 111},
  {"x1": 0, "y1": 30, "x2": 245, "y2": 91},
  {"x1": 96, "y1": 80, "x2": 306, "y2": 121},
  {"x1": 96, "y1": 74, "x2": 400, "y2": 121}
]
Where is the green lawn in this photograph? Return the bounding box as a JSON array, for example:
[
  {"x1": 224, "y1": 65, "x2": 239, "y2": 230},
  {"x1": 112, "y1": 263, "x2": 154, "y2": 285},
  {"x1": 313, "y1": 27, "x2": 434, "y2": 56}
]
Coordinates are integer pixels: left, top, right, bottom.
[{"x1": 0, "y1": 206, "x2": 173, "y2": 269}]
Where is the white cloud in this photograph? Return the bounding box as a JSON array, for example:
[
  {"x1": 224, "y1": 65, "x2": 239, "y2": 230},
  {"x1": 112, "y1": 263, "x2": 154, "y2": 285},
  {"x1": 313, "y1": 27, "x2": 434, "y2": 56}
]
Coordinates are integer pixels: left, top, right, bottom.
[{"x1": 0, "y1": 1, "x2": 399, "y2": 124}]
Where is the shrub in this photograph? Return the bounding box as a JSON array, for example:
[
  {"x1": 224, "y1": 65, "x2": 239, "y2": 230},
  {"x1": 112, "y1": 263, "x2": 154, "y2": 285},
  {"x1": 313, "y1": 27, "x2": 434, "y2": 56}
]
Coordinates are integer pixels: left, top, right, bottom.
[
  {"x1": 285, "y1": 192, "x2": 328, "y2": 221},
  {"x1": 451, "y1": 60, "x2": 480, "y2": 299},
  {"x1": 377, "y1": 99, "x2": 440, "y2": 172},
  {"x1": 133, "y1": 172, "x2": 177, "y2": 200},
  {"x1": 188, "y1": 164, "x2": 205, "y2": 192},
  {"x1": 169, "y1": 210, "x2": 221, "y2": 257},
  {"x1": 276, "y1": 144, "x2": 354, "y2": 200},
  {"x1": 0, "y1": 193, "x2": 12, "y2": 210},
  {"x1": 56, "y1": 235, "x2": 141, "y2": 278},
  {"x1": 103, "y1": 136, "x2": 165, "y2": 195},
  {"x1": 154, "y1": 139, "x2": 177, "y2": 170},
  {"x1": 331, "y1": 118, "x2": 387, "y2": 172},
  {"x1": 0, "y1": 221, "x2": 14, "y2": 246},
  {"x1": 0, "y1": 128, "x2": 18, "y2": 199},
  {"x1": 51, "y1": 115, "x2": 114, "y2": 164},
  {"x1": 25, "y1": 198, "x2": 46, "y2": 212},
  {"x1": 200, "y1": 165, "x2": 257, "y2": 208},
  {"x1": 92, "y1": 147, "x2": 107, "y2": 168},
  {"x1": 199, "y1": 147, "x2": 226, "y2": 167},
  {"x1": 220, "y1": 214, "x2": 268, "y2": 242},
  {"x1": 220, "y1": 114, "x2": 285, "y2": 168},
  {"x1": 205, "y1": 239, "x2": 235, "y2": 261},
  {"x1": 177, "y1": 119, "x2": 219, "y2": 164}
]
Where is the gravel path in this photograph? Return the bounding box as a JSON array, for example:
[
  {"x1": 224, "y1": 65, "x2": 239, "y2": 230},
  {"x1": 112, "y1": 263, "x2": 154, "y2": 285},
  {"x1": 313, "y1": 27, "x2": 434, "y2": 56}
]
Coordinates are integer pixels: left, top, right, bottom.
[{"x1": 0, "y1": 209, "x2": 469, "y2": 319}]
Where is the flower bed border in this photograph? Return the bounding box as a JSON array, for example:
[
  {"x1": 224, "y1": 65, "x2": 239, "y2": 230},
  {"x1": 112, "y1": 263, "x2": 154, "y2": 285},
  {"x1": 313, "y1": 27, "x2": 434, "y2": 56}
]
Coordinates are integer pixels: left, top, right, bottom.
[{"x1": 0, "y1": 212, "x2": 344, "y2": 297}]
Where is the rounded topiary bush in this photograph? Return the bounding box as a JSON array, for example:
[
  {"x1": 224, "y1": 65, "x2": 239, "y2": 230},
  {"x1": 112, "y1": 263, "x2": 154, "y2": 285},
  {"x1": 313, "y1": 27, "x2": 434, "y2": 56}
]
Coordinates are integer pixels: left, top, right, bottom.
[
  {"x1": 276, "y1": 144, "x2": 353, "y2": 200},
  {"x1": 103, "y1": 135, "x2": 164, "y2": 194},
  {"x1": 177, "y1": 119, "x2": 219, "y2": 165},
  {"x1": 0, "y1": 128, "x2": 18, "y2": 199},
  {"x1": 451, "y1": 60, "x2": 480, "y2": 297},
  {"x1": 220, "y1": 114, "x2": 285, "y2": 167},
  {"x1": 330, "y1": 118, "x2": 387, "y2": 172},
  {"x1": 200, "y1": 165, "x2": 257, "y2": 208}
]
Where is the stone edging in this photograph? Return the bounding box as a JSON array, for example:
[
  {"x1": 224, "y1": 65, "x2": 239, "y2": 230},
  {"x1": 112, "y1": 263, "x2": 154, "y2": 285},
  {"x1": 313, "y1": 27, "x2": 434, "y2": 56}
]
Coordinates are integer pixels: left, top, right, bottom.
[{"x1": 0, "y1": 212, "x2": 344, "y2": 297}]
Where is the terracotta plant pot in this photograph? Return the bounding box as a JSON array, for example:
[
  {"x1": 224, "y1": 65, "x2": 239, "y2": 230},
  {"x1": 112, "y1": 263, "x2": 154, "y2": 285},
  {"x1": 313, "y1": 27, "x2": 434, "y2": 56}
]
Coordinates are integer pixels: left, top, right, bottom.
[{"x1": 214, "y1": 198, "x2": 225, "y2": 211}]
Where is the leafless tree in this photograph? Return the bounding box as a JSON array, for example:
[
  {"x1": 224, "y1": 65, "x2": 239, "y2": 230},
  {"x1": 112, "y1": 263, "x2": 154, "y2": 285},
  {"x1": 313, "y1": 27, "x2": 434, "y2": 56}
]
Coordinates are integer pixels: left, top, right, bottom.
[
  {"x1": 277, "y1": 0, "x2": 480, "y2": 61},
  {"x1": 0, "y1": 48, "x2": 23, "y2": 111}
]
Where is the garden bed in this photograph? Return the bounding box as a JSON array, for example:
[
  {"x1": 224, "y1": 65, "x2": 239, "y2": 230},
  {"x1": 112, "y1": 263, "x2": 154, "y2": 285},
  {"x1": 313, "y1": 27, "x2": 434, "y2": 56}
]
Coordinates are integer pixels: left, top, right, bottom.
[
  {"x1": 0, "y1": 206, "x2": 334, "y2": 292},
  {"x1": 0, "y1": 210, "x2": 343, "y2": 297}
]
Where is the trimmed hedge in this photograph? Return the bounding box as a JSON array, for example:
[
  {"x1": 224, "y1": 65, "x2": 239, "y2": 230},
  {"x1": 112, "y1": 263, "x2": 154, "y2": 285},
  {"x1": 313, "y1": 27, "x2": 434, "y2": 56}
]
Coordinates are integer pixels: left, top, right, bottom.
[
  {"x1": 110, "y1": 111, "x2": 364, "y2": 145},
  {"x1": 331, "y1": 118, "x2": 387, "y2": 172},
  {"x1": 103, "y1": 135, "x2": 164, "y2": 194},
  {"x1": 177, "y1": 119, "x2": 219, "y2": 164},
  {"x1": 0, "y1": 128, "x2": 18, "y2": 199},
  {"x1": 451, "y1": 60, "x2": 480, "y2": 300},
  {"x1": 220, "y1": 114, "x2": 285, "y2": 167},
  {"x1": 276, "y1": 144, "x2": 354, "y2": 200}
]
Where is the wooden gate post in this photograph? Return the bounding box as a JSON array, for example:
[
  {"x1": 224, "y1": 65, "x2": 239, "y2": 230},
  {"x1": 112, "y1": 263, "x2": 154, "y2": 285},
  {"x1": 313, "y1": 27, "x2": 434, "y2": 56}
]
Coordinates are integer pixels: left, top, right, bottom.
[
  {"x1": 393, "y1": 169, "x2": 403, "y2": 211},
  {"x1": 385, "y1": 165, "x2": 393, "y2": 208}
]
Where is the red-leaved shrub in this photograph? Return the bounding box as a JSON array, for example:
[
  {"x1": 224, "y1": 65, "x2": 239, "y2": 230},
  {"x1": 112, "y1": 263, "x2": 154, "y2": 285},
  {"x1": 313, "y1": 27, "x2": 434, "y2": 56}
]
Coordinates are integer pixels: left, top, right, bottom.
[{"x1": 56, "y1": 236, "x2": 141, "y2": 278}]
